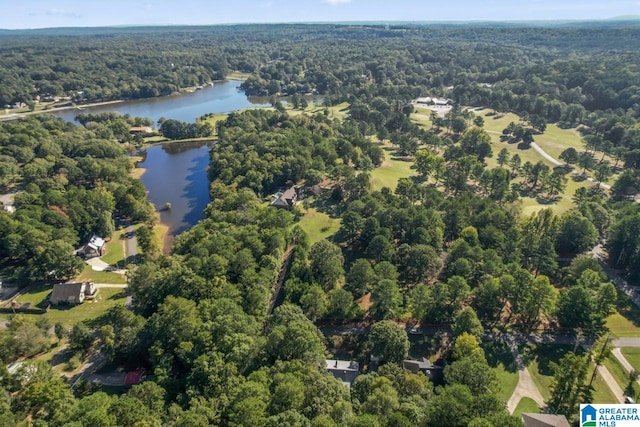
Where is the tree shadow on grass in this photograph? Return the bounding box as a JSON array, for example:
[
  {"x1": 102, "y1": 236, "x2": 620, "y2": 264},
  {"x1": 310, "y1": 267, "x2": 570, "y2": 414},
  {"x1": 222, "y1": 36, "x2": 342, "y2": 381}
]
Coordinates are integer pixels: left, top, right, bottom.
[
  {"x1": 521, "y1": 344, "x2": 580, "y2": 376},
  {"x1": 482, "y1": 341, "x2": 517, "y2": 373},
  {"x1": 616, "y1": 292, "x2": 640, "y2": 329},
  {"x1": 108, "y1": 291, "x2": 128, "y2": 301}
]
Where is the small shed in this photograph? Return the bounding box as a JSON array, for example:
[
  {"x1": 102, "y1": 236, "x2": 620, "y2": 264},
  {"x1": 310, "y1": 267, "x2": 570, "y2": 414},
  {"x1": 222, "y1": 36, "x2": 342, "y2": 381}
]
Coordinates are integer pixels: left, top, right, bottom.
[{"x1": 50, "y1": 282, "x2": 95, "y2": 305}]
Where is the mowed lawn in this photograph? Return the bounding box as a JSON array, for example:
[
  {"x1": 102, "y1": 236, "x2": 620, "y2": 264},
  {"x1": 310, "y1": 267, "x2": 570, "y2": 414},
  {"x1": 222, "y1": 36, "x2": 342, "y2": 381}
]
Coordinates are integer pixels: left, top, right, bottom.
[
  {"x1": 370, "y1": 145, "x2": 417, "y2": 192},
  {"x1": 520, "y1": 343, "x2": 618, "y2": 404},
  {"x1": 298, "y1": 206, "x2": 341, "y2": 245},
  {"x1": 513, "y1": 397, "x2": 541, "y2": 418},
  {"x1": 621, "y1": 348, "x2": 640, "y2": 373},
  {"x1": 603, "y1": 354, "x2": 640, "y2": 397},
  {"x1": 100, "y1": 229, "x2": 127, "y2": 266},
  {"x1": 75, "y1": 265, "x2": 128, "y2": 285},
  {"x1": 6, "y1": 284, "x2": 127, "y2": 326},
  {"x1": 606, "y1": 292, "x2": 640, "y2": 338}
]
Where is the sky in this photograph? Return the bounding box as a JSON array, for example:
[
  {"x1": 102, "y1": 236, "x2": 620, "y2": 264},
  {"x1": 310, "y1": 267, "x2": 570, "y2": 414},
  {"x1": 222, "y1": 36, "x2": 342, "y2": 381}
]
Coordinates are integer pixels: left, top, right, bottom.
[{"x1": 1, "y1": 0, "x2": 640, "y2": 29}]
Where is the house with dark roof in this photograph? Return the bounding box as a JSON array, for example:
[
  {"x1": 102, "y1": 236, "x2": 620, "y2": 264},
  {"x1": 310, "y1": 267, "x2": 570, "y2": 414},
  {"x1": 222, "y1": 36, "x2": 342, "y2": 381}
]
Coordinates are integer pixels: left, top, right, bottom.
[
  {"x1": 325, "y1": 359, "x2": 359, "y2": 388},
  {"x1": 522, "y1": 413, "x2": 571, "y2": 427},
  {"x1": 50, "y1": 282, "x2": 95, "y2": 305},
  {"x1": 270, "y1": 187, "x2": 298, "y2": 210},
  {"x1": 402, "y1": 357, "x2": 444, "y2": 382}
]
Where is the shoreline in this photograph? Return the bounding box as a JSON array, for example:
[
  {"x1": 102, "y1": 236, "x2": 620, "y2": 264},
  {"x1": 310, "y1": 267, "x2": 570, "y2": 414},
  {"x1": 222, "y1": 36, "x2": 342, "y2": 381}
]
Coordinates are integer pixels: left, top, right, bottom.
[{"x1": 0, "y1": 78, "x2": 247, "y2": 122}]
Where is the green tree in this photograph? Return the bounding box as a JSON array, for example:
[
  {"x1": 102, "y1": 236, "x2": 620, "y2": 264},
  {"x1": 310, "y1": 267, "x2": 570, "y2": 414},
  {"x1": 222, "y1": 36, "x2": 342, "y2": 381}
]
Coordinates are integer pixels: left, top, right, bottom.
[
  {"x1": 555, "y1": 211, "x2": 597, "y2": 254},
  {"x1": 559, "y1": 147, "x2": 579, "y2": 168},
  {"x1": 548, "y1": 352, "x2": 589, "y2": 416},
  {"x1": 367, "y1": 320, "x2": 409, "y2": 364},
  {"x1": 452, "y1": 307, "x2": 484, "y2": 339},
  {"x1": 345, "y1": 258, "x2": 376, "y2": 298},
  {"x1": 497, "y1": 148, "x2": 510, "y2": 167},
  {"x1": 300, "y1": 285, "x2": 329, "y2": 321},
  {"x1": 309, "y1": 240, "x2": 344, "y2": 291},
  {"x1": 370, "y1": 279, "x2": 402, "y2": 320}
]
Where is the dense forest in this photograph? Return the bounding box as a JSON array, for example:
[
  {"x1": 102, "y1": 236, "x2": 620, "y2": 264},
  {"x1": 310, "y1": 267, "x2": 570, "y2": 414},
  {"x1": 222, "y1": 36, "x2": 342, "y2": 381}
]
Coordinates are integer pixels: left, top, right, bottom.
[{"x1": 1, "y1": 22, "x2": 640, "y2": 426}]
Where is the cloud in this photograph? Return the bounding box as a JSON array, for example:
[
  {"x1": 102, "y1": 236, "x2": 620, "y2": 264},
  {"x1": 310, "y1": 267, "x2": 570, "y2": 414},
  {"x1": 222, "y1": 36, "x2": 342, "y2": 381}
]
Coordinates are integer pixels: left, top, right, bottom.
[
  {"x1": 323, "y1": 0, "x2": 352, "y2": 5},
  {"x1": 45, "y1": 9, "x2": 83, "y2": 19},
  {"x1": 263, "y1": 1, "x2": 273, "y2": 7}
]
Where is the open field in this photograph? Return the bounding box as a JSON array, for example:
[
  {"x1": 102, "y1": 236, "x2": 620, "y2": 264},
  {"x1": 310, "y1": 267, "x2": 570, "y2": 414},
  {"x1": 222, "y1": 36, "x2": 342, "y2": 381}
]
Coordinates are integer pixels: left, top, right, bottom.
[
  {"x1": 6, "y1": 286, "x2": 127, "y2": 326},
  {"x1": 410, "y1": 106, "x2": 434, "y2": 128},
  {"x1": 298, "y1": 206, "x2": 341, "y2": 245},
  {"x1": 606, "y1": 292, "x2": 640, "y2": 338},
  {"x1": 76, "y1": 265, "x2": 127, "y2": 284},
  {"x1": 100, "y1": 229, "x2": 127, "y2": 266},
  {"x1": 226, "y1": 71, "x2": 253, "y2": 80},
  {"x1": 482, "y1": 341, "x2": 519, "y2": 403},
  {"x1": 370, "y1": 145, "x2": 417, "y2": 192}
]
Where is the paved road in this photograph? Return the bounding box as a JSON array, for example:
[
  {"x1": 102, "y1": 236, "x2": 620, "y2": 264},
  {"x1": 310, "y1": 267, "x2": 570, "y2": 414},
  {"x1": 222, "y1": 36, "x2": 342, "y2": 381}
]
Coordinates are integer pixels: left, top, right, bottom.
[{"x1": 125, "y1": 225, "x2": 137, "y2": 263}]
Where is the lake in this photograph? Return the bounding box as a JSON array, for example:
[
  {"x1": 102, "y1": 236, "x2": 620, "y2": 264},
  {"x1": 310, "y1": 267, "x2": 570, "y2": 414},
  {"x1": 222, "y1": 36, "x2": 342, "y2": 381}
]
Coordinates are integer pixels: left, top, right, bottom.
[
  {"x1": 137, "y1": 141, "x2": 211, "y2": 247},
  {"x1": 74, "y1": 79, "x2": 271, "y2": 246},
  {"x1": 53, "y1": 79, "x2": 270, "y2": 124}
]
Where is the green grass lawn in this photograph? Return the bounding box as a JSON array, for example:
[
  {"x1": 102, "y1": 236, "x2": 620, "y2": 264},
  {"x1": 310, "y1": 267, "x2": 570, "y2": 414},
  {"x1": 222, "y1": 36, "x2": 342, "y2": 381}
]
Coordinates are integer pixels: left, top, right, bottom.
[
  {"x1": 603, "y1": 354, "x2": 640, "y2": 397},
  {"x1": 13, "y1": 283, "x2": 53, "y2": 308},
  {"x1": 8, "y1": 287, "x2": 127, "y2": 326},
  {"x1": 606, "y1": 292, "x2": 640, "y2": 338},
  {"x1": 520, "y1": 343, "x2": 619, "y2": 404},
  {"x1": 481, "y1": 340, "x2": 519, "y2": 403},
  {"x1": 370, "y1": 145, "x2": 417, "y2": 192},
  {"x1": 513, "y1": 397, "x2": 541, "y2": 418},
  {"x1": 298, "y1": 206, "x2": 341, "y2": 245},
  {"x1": 101, "y1": 230, "x2": 126, "y2": 266},
  {"x1": 410, "y1": 106, "x2": 434, "y2": 129},
  {"x1": 226, "y1": 71, "x2": 252, "y2": 80},
  {"x1": 76, "y1": 265, "x2": 127, "y2": 284},
  {"x1": 621, "y1": 348, "x2": 640, "y2": 372}
]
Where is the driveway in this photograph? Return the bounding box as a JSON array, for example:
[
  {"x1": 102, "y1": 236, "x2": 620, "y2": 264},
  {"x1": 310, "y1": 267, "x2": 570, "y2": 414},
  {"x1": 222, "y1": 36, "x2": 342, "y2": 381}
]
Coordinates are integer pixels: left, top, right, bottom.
[{"x1": 506, "y1": 338, "x2": 546, "y2": 413}]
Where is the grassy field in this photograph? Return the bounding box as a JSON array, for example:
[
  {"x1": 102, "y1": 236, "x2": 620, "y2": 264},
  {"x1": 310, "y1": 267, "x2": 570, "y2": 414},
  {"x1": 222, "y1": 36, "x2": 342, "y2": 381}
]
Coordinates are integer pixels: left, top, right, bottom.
[
  {"x1": 621, "y1": 348, "x2": 640, "y2": 372},
  {"x1": 520, "y1": 343, "x2": 618, "y2": 404},
  {"x1": 606, "y1": 291, "x2": 640, "y2": 338},
  {"x1": 200, "y1": 112, "x2": 230, "y2": 136},
  {"x1": 7, "y1": 286, "x2": 127, "y2": 326},
  {"x1": 226, "y1": 71, "x2": 253, "y2": 80},
  {"x1": 75, "y1": 265, "x2": 127, "y2": 284},
  {"x1": 513, "y1": 397, "x2": 541, "y2": 418},
  {"x1": 298, "y1": 206, "x2": 341, "y2": 245},
  {"x1": 481, "y1": 340, "x2": 519, "y2": 403},
  {"x1": 410, "y1": 106, "x2": 434, "y2": 129},
  {"x1": 370, "y1": 145, "x2": 417, "y2": 192},
  {"x1": 100, "y1": 230, "x2": 126, "y2": 266}
]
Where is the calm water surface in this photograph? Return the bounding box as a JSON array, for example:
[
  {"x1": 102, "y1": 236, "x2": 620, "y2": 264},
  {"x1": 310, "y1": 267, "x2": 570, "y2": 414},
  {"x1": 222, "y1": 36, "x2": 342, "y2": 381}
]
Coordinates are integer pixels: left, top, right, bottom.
[
  {"x1": 54, "y1": 80, "x2": 269, "y2": 123},
  {"x1": 137, "y1": 141, "x2": 211, "y2": 243},
  {"x1": 64, "y1": 79, "x2": 270, "y2": 243}
]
